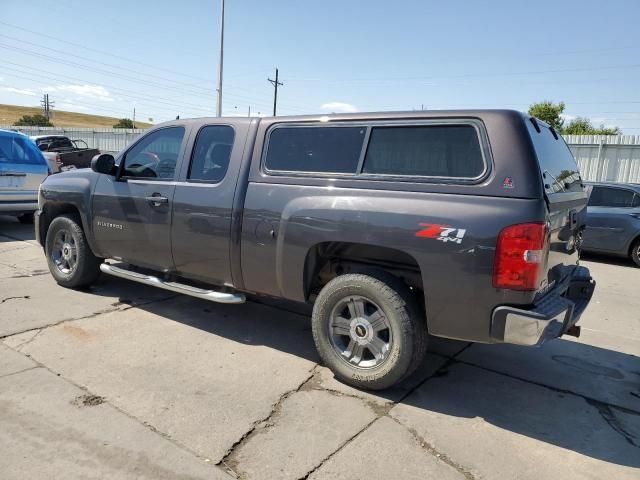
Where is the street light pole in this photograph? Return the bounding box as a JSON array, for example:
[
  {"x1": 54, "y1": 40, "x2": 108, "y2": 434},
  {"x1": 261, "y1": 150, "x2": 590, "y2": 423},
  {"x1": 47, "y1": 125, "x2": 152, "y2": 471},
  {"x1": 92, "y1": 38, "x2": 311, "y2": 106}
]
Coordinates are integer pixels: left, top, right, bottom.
[{"x1": 216, "y1": 0, "x2": 225, "y2": 117}]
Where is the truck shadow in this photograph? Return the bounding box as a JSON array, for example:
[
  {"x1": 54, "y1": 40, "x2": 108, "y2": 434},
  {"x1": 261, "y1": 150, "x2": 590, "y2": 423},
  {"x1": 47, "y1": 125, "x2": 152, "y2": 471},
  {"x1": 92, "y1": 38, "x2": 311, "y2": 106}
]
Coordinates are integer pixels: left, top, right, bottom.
[
  {"x1": 581, "y1": 251, "x2": 638, "y2": 268},
  {"x1": 100, "y1": 281, "x2": 639, "y2": 469}
]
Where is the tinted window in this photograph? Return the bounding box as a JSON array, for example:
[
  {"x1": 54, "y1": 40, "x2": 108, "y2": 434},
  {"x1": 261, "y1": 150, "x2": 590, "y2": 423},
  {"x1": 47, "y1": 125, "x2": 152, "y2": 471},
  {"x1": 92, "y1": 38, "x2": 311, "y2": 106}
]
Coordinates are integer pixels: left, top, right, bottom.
[
  {"x1": 588, "y1": 186, "x2": 637, "y2": 208},
  {"x1": 0, "y1": 135, "x2": 46, "y2": 165},
  {"x1": 123, "y1": 127, "x2": 185, "y2": 179},
  {"x1": 527, "y1": 120, "x2": 581, "y2": 193},
  {"x1": 265, "y1": 126, "x2": 365, "y2": 173},
  {"x1": 362, "y1": 125, "x2": 484, "y2": 178},
  {"x1": 189, "y1": 125, "x2": 234, "y2": 182}
]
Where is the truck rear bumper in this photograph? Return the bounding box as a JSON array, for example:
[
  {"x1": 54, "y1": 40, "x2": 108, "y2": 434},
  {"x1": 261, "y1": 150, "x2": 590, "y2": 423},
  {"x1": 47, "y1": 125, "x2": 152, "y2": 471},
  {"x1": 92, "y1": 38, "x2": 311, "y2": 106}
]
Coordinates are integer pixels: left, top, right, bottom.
[{"x1": 491, "y1": 266, "x2": 595, "y2": 346}]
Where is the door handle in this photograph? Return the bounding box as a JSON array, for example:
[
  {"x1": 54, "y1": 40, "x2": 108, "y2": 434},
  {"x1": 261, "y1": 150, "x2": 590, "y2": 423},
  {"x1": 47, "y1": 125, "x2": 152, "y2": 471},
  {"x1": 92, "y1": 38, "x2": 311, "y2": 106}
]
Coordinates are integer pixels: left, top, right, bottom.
[{"x1": 145, "y1": 194, "x2": 169, "y2": 206}]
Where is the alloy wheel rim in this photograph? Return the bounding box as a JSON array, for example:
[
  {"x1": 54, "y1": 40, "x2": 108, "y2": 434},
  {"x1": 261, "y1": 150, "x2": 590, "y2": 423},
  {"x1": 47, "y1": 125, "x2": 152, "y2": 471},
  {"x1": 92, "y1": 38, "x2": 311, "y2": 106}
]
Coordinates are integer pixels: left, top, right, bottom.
[
  {"x1": 328, "y1": 295, "x2": 392, "y2": 369},
  {"x1": 51, "y1": 229, "x2": 77, "y2": 275}
]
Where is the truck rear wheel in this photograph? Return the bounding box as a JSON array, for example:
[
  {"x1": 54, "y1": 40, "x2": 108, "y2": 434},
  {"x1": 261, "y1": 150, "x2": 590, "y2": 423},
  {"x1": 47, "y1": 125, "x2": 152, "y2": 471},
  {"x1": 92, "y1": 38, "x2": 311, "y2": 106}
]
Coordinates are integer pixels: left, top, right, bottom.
[
  {"x1": 312, "y1": 272, "x2": 427, "y2": 390},
  {"x1": 45, "y1": 214, "x2": 102, "y2": 288}
]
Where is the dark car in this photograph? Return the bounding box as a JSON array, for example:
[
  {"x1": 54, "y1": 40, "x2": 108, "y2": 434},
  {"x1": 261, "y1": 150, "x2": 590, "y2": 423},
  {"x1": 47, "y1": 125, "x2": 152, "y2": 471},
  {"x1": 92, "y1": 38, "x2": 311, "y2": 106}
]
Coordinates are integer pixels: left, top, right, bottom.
[
  {"x1": 582, "y1": 182, "x2": 640, "y2": 266},
  {"x1": 34, "y1": 110, "x2": 595, "y2": 389}
]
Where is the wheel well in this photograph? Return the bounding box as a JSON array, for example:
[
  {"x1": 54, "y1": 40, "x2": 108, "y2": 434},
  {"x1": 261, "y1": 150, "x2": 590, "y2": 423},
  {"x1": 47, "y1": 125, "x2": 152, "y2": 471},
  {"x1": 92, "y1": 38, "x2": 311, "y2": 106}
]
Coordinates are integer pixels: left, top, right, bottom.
[
  {"x1": 303, "y1": 241, "x2": 424, "y2": 302},
  {"x1": 630, "y1": 234, "x2": 640, "y2": 256},
  {"x1": 39, "y1": 202, "x2": 82, "y2": 246}
]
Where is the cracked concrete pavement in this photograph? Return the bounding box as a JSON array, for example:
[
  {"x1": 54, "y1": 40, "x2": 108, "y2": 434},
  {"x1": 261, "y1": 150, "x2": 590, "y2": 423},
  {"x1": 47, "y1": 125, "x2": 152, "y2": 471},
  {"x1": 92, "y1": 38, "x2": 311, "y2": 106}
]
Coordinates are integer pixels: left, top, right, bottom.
[{"x1": 1, "y1": 216, "x2": 639, "y2": 479}]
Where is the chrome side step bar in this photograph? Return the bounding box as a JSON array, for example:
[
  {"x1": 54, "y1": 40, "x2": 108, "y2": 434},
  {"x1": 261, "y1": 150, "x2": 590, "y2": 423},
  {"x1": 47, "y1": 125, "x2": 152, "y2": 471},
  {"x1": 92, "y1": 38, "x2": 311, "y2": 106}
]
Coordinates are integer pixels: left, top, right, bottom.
[{"x1": 100, "y1": 263, "x2": 245, "y2": 304}]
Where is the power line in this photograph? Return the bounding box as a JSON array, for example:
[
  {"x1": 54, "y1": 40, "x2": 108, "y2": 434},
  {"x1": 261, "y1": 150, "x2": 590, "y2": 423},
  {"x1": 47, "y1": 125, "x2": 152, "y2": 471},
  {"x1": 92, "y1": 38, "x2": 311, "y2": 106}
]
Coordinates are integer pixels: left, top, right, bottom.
[
  {"x1": 0, "y1": 20, "x2": 214, "y2": 86},
  {"x1": 0, "y1": 33, "x2": 215, "y2": 95},
  {"x1": 0, "y1": 63, "x2": 214, "y2": 117},
  {"x1": 285, "y1": 63, "x2": 640, "y2": 85},
  {"x1": 0, "y1": 44, "x2": 313, "y2": 113},
  {"x1": 0, "y1": 61, "x2": 310, "y2": 118},
  {"x1": 0, "y1": 24, "x2": 318, "y2": 111}
]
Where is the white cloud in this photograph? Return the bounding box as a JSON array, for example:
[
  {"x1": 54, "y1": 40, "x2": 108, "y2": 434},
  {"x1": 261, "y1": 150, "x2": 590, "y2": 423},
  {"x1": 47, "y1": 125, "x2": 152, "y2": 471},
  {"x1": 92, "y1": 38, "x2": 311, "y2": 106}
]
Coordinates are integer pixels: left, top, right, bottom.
[
  {"x1": 560, "y1": 113, "x2": 576, "y2": 123},
  {"x1": 57, "y1": 102, "x2": 89, "y2": 111},
  {"x1": 44, "y1": 84, "x2": 113, "y2": 102},
  {"x1": 320, "y1": 102, "x2": 358, "y2": 113},
  {"x1": 2, "y1": 87, "x2": 38, "y2": 97}
]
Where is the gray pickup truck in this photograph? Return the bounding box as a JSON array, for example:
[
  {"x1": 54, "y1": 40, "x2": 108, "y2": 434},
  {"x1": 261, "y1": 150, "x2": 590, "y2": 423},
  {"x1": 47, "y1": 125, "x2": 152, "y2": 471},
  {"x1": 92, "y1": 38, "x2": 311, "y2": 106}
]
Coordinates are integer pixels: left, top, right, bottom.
[{"x1": 35, "y1": 110, "x2": 595, "y2": 389}]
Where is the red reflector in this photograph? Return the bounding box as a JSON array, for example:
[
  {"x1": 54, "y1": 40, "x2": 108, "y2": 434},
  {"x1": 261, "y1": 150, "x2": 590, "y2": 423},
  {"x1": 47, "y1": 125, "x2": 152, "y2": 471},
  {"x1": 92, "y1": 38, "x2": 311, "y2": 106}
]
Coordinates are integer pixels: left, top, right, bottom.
[{"x1": 493, "y1": 222, "x2": 547, "y2": 291}]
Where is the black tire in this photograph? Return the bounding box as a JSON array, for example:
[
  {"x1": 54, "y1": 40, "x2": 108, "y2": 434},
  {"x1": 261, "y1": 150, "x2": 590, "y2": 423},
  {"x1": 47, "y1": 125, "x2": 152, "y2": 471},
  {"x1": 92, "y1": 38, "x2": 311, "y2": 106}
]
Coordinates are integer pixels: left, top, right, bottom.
[
  {"x1": 312, "y1": 272, "x2": 427, "y2": 390},
  {"x1": 45, "y1": 214, "x2": 102, "y2": 288},
  {"x1": 17, "y1": 212, "x2": 34, "y2": 224},
  {"x1": 631, "y1": 239, "x2": 640, "y2": 267}
]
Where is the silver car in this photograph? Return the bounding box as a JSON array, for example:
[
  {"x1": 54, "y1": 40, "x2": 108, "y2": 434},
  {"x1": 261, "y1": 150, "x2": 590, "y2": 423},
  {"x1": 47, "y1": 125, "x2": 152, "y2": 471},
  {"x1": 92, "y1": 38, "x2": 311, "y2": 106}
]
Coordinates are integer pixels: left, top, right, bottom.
[
  {"x1": 0, "y1": 129, "x2": 50, "y2": 224},
  {"x1": 582, "y1": 182, "x2": 640, "y2": 266}
]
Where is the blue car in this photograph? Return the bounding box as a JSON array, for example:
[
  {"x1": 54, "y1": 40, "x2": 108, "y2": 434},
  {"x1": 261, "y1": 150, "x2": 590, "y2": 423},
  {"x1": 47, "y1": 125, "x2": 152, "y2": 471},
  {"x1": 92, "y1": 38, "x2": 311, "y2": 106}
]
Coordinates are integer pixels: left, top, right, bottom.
[
  {"x1": 582, "y1": 182, "x2": 640, "y2": 266},
  {"x1": 0, "y1": 129, "x2": 50, "y2": 223}
]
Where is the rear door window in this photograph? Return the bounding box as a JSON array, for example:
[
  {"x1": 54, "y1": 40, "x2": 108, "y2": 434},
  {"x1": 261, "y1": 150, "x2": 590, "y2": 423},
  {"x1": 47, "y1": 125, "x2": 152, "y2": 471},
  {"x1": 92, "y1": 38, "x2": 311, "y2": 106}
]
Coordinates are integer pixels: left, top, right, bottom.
[
  {"x1": 527, "y1": 120, "x2": 581, "y2": 194},
  {"x1": 265, "y1": 126, "x2": 365, "y2": 174},
  {"x1": 188, "y1": 125, "x2": 235, "y2": 182},
  {"x1": 588, "y1": 186, "x2": 637, "y2": 208},
  {"x1": 362, "y1": 124, "x2": 485, "y2": 178}
]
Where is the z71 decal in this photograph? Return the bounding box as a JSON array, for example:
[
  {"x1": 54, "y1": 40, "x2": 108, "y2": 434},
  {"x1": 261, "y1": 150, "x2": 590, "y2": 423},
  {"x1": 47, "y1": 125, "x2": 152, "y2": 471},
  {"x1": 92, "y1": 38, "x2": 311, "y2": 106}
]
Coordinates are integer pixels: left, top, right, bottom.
[{"x1": 415, "y1": 223, "x2": 466, "y2": 244}]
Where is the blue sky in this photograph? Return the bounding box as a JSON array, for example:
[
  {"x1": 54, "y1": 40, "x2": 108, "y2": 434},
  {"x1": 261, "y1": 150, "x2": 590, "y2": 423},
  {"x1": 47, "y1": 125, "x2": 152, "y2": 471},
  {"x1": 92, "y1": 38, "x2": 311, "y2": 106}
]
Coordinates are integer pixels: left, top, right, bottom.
[{"x1": 1, "y1": 0, "x2": 640, "y2": 132}]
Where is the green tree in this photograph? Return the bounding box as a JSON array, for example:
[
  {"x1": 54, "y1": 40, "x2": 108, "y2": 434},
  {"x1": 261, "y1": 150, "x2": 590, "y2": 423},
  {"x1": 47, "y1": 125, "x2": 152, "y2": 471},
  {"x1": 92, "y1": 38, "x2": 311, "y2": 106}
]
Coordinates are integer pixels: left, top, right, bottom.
[
  {"x1": 14, "y1": 114, "x2": 53, "y2": 127},
  {"x1": 563, "y1": 117, "x2": 621, "y2": 135},
  {"x1": 528, "y1": 101, "x2": 565, "y2": 131},
  {"x1": 113, "y1": 118, "x2": 135, "y2": 129}
]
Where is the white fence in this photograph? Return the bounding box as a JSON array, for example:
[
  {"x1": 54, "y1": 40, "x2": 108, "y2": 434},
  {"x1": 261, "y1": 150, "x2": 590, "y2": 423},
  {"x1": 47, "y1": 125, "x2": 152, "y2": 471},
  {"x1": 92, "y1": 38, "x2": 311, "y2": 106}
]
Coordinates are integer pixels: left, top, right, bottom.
[
  {"x1": 3, "y1": 125, "x2": 640, "y2": 183},
  {"x1": 564, "y1": 135, "x2": 640, "y2": 184}
]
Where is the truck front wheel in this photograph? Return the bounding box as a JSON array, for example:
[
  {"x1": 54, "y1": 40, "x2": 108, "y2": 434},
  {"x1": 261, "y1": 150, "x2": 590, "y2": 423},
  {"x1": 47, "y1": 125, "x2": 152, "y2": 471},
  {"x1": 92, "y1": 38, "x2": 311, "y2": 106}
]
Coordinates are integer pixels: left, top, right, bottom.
[
  {"x1": 312, "y1": 272, "x2": 427, "y2": 390},
  {"x1": 45, "y1": 214, "x2": 102, "y2": 288}
]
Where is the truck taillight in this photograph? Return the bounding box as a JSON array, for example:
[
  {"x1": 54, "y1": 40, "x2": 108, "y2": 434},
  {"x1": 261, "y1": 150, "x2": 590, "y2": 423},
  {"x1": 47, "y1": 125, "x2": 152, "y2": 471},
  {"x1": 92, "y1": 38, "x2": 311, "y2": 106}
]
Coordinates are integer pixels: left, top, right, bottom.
[{"x1": 493, "y1": 222, "x2": 548, "y2": 291}]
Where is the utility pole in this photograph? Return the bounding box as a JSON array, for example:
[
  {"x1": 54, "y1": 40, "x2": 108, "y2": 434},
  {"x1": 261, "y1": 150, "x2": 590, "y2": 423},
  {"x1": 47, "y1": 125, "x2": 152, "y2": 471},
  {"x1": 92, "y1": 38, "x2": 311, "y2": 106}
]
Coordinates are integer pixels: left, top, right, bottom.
[
  {"x1": 268, "y1": 68, "x2": 283, "y2": 116},
  {"x1": 215, "y1": 0, "x2": 225, "y2": 117},
  {"x1": 133, "y1": 107, "x2": 136, "y2": 128},
  {"x1": 248, "y1": 105, "x2": 251, "y2": 117},
  {"x1": 41, "y1": 93, "x2": 54, "y2": 120}
]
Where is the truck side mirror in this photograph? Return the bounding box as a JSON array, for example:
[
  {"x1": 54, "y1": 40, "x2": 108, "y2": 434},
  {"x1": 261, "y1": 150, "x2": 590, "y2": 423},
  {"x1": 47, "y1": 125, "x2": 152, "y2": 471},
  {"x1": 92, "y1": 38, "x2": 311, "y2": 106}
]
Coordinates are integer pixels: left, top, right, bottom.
[{"x1": 91, "y1": 153, "x2": 116, "y2": 175}]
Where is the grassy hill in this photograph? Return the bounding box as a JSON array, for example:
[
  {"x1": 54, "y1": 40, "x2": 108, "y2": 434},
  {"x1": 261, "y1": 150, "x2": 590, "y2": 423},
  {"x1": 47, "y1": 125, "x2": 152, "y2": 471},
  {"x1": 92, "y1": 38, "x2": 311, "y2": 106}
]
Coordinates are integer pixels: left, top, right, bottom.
[{"x1": 0, "y1": 104, "x2": 152, "y2": 129}]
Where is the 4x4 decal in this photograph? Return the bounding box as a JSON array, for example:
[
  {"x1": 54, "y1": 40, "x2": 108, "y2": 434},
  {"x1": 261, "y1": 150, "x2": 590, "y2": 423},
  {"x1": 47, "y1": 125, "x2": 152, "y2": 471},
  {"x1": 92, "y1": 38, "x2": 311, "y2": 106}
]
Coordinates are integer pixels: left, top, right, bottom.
[{"x1": 416, "y1": 223, "x2": 466, "y2": 244}]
